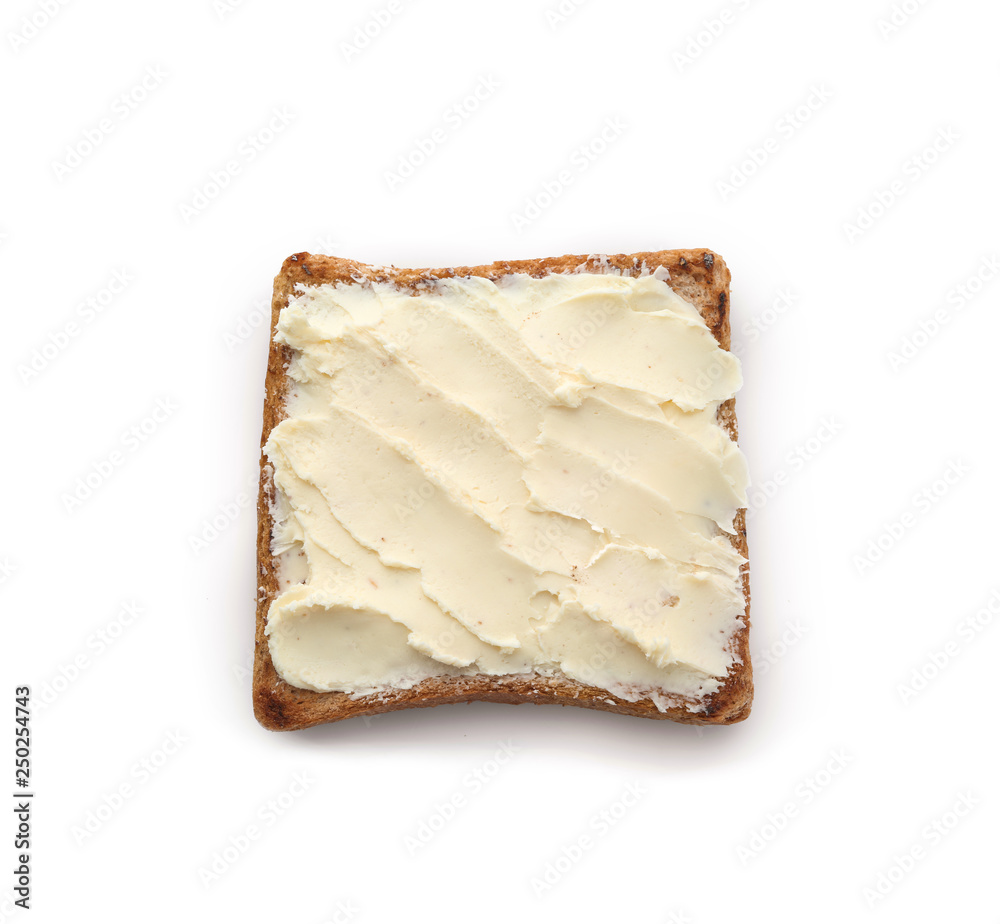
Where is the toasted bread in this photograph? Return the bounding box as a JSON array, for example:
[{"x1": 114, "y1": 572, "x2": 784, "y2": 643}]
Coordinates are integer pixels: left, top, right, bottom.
[{"x1": 253, "y1": 250, "x2": 751, "y2": 730}]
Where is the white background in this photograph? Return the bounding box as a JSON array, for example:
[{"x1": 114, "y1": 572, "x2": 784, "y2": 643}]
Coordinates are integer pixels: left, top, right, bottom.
[{"x1": 2, "y1": 0, "x2": 998, "y2": 921}]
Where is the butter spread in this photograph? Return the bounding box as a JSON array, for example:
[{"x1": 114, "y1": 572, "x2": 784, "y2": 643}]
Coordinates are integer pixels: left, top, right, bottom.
[{"x1": 264, "y1": 268, "x2": 749, "y2": 711}]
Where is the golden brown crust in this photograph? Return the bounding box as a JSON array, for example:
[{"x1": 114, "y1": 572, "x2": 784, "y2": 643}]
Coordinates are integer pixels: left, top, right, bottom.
[{"x1": 253, "y1": 250, "x2": 751, "y2": 730}]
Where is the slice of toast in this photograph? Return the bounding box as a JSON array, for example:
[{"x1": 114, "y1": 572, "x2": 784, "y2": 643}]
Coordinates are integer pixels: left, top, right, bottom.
[{"x1": 253, "y1": 250, "x2": 751, "y2": 730}]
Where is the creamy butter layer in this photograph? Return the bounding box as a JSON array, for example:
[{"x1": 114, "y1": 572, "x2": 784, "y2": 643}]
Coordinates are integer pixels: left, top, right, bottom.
[{"x1": 265, "y1": 269, "x2": 748, "y2": 710}]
